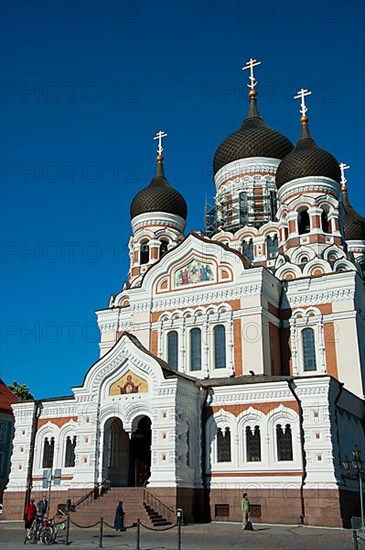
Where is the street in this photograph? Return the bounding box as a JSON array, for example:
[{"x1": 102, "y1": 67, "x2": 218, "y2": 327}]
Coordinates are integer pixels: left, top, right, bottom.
[{"x1": 0, "y1": 520, "x2": 358, "y2": 550}]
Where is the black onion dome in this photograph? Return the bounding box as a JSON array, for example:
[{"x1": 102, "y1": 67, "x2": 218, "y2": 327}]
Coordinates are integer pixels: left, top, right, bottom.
[
  {"x1": 276, "y1": 121, "x2": 341, "y2": 188},
  {"x1": 130, "y1": 157, "x2": 187, "y2": 220},
  {"x1": 342, "y1": 190, "x2": 365, "y2": 241},
  {"x1": 213, "y1": 92, "x2": 293, "y2": 175}
]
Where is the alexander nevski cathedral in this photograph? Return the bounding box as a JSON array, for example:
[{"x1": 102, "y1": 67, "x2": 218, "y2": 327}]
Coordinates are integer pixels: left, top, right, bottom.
[{"x1": 4, "y1": 60, "x2": 365, "y2": 528}]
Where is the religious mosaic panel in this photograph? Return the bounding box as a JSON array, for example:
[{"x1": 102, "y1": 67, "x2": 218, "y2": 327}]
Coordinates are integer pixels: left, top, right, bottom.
[
  {"x1": 174, "y1": 258, "x2": 215, "y2": 287},
  {"x1": 109, "y1": 370, "x2": 149, "y2": 395}
]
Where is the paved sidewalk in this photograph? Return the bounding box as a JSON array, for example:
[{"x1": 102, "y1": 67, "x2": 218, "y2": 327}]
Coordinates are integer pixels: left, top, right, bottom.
[{"x1": 0, "y1": 520, "x2": 358, "y2": 549}]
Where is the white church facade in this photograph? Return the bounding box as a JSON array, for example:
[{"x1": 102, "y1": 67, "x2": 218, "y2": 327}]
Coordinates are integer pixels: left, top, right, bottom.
[{"x1": 4, "y1": 61, "x2": 365, "y2": 527}]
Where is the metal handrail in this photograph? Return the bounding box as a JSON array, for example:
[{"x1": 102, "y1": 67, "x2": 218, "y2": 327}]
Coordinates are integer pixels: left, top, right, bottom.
[
  {"x1": 72, "y1": 479, "x2": 109, "y2": 510},
  {"x1": 143, "y1": 488, "x2": 175, "y2": 524}
]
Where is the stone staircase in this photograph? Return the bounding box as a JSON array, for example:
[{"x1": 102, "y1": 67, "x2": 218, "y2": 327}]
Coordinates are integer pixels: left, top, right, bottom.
[{"x1": 68, "y1": 488, "x2": 172, "y2": 528}]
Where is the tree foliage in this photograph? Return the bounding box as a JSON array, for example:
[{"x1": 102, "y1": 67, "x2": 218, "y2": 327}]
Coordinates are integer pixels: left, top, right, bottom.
[{"x1": 9, "y1": 381, "x2": 34, "y2": 401}]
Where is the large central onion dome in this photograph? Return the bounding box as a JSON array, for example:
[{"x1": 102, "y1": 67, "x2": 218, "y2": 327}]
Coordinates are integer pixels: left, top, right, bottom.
[
  {"x1": 130, "y1": 156, "x2": 187, "y2": 220},
  {"x1": 276, "y1": 117, "x2": 341, "y2": 188},
  {"x1": 213, "y1": 90, "x2": 293, "y2": 175}
]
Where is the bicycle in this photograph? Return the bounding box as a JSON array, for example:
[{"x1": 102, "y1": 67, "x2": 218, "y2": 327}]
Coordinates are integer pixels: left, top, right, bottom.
[
  {"x1": 39, "y1": 518, "x2": 58, "y2": 545},
  {"x1": 24, "y1": 515, "x2": 42, "y2": 544},
  {"x1": 24, "y1": 516, "x2": 58, "y2": 545}
]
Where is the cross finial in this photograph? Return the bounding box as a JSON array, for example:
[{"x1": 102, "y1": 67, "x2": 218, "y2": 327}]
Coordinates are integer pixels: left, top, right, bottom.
[
  {"x1": 294, "y1": 88, "x2": 312, "y2": 117},
  {"x1": 339, "y1": 162, "x2": 350, "y2": 189},
  {"x1": 153, "y1": 130, "x2": 167, "y2": 157},
  {"x1": 242, "y1": 58, "x2": 261, "y2": 90}
]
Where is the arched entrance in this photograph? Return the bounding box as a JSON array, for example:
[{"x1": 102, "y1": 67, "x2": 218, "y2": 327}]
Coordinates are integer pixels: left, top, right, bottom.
[
  {"x1": 103, "y1": 418, "x2": 129, "y2": 487},
  {"x1": 102, "y1": 416, "x2": 151, "y2": 487},
  {"x1": 129, "y1": 416, "x2": 151, "y2": 487}
]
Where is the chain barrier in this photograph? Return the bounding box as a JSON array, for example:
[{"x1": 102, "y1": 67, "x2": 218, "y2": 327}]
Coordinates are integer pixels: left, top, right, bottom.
[
  {"x1": 140, "y1": 520, "x2": 178, "y2": 531},
  {"x1": 70, "y1": 518, "x2": 101, "y2": 528},
  {"x1": 64, "y1": 511, "x2": 183, "y2": 549}
]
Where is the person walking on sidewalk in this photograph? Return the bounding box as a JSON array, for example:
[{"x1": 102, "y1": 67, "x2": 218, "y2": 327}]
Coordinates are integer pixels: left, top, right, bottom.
[
  {"x1": 241, "y1": 493, "x2": 253, "y2": 530},
  {"x1": 114, "y1": 501, "x2": 125, "y2": 531}
]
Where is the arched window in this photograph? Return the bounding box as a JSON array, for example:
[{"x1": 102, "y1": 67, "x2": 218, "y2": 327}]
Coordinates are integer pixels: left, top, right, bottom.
[
  {"x1": 321, "y1": 209, "x2": 330, "y2": 233},
  {"x1": 246, "y1": 425, "x2": 261, "y2": 462},
  {"x1": 302, "y1": 328, "x2": 317, "y2": 371},
  {"x1": 64, "y1": 435, "x2": 77, "y2": 467},
  {"x1": 217, "y1": 427, "x2": 231, "y2": 462},
  {"x1": 298, "y1": 209, "x2": 310, "y2": 235},
  {"x1": 266, "y1": 234, "x2": 278, "y2": 259},
  {"x1": 242, "y1": 239, "x2": 254, "y2": 263},
  {"x1": 140, "y1": 240, "x2": 149, "y2": 264},
  {"x1": 239, "y1": 192, "x2": 248, "y2": 225},
  {"x1": 276, "y1": 424, "x2": 293, "y2": 461},
  {"x1": 42, "y1": 437, "x2": 55, "y2": 469},
  {"x1": 190, "y1": 328, "x2": 201, "y2": 371},
  {"x1": 214, "y1": 325, "x2": 226, "y2": 369},
  {"x1": 167, "y1": 330, "x2": 178, "y2": 371},
  {"x1": 160, "y1": 239, "x2": 169, "y2": 257},
  {"x1": 270, "y1": 190, "x2": 277, "y2": 221}
]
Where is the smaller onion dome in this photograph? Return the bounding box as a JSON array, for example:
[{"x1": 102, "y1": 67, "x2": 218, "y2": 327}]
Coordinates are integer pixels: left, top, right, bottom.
[
  {"x1": 276, "y1": 116, "x2": 341, "y2": 188},
  {"x1": 213, "y1": 90, "x2": 293, "y2": 175},
  {"x1": 130, "y1": 156, "x2": 187, "y2": 220},
  {"x1": 342, "y1": 185, "x2": 365, "y2": 241}
]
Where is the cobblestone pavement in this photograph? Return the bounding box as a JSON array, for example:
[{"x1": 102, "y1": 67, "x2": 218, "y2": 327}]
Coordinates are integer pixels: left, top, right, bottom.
[{"x1": 0, "y1": 520, "x2": 359, "y2": 550}]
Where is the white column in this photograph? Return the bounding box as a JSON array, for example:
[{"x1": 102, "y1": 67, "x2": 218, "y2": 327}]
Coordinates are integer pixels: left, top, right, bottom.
[
  {"x1": 180, "y1": 318, "x2": 186, "y2": 374},
  {"x1": 290, "y1": 318, "x2": 299, "y2": 375},
  {"x1": 202, "y1": 317, "x2": 209, "y2": 378},
  {"x1": 227, "y1": 312, "x2": 234, "y2": 375},
  {"x1": 317, "y1": 316, "x2": 327, "y2": 373},
  {"x1": 158, "y1": 320, "x2": 163, "y2": 359}
]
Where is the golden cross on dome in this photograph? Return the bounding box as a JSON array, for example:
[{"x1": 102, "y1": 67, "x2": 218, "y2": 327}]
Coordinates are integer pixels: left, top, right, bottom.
[
  {"x1": 242, "y1": 58, "x2": 261, "y2": 90},
  {"x1": 339, "y1": 162, "x2": 350, "y2": 187},
  {"x1": 294, "y1": 88, "x2": 312, "y2": 117},
  {"x1": 153, "y1": 130, "x2": 167, "y2": 156}
]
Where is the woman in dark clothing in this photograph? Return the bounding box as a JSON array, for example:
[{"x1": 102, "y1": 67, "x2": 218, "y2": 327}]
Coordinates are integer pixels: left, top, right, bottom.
[{"x1": 114, "y1": 501, "x2": 125, "y2": 531}]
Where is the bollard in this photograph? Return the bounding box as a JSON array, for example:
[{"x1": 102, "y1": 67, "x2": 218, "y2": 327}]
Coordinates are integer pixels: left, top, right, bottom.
[
  {"x1": 176, "y1": 508, "x2": 183, "y2": 550},
  {"x1": 136, "y1": 518, "x2": 141, "y2": 550},
  {"x1": 353, "y1": 530, "x2": 359, "y2": 550},
  {"x1": 66, "y1": 515, "x2": 70, "y2": 546},
  {"x1": 177, "y1": 517, "x2": 182, "y2": 550},
  {"x1": 99, "y1": 517, "x2": 104, "y2": 548}
]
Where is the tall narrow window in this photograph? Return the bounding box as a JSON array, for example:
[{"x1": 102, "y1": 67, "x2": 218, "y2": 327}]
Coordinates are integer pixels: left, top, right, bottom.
[
  {"x1": 65, "y1": 435, "x2": 77, "y2": 467},
  {"x1": 266, "y1": 234, "x2": 278, "y2": 259},
  {"x1": 217, "y1": 427, "x2": 231, "y2": 462},
  {"x1": 270, "y1": 190, "x2": 277, "y2": 221},
  {"x1": 298, "y1": 209, "x2": 310, "y2": 234},
  {"x1": 214, "y1": 325, "x2": 226, "y2": 369},
  {"x1": 140, "y1": 240, "x2": 149, "y2": 264},
  {"x1": 186, "y1": 424, "x2": 190, "y2": 466},
  {"x1": 246, "y1": 425, "x2": 261, "y2": 462},
  {"x1": 160, "y1": 239, "x2": 169, "y2": 257},
  {"x1": 190, "y1": 328, "x2": 201, "y2": 371},
  {"x1": 239, "y1": 192, "x2": 248, "y2": 225},
  {"x1": 321, "y1": 210, "x2": 330, "y2": 233},
  {"x1": 167, "y1": 330, "x2": 178, "y2": 371},
  {"x1": 302, "y1": 328, "x2": 317, "y2": 371},
  {"x1": 242, "y1": 239, "x2": 254, "y2": 263},
  {"x1": 276, "y1": 424, "x2": 293, "y2": 461},
  {"x1": 42, "y1": 437, "x2": 55, "y2": 469}
]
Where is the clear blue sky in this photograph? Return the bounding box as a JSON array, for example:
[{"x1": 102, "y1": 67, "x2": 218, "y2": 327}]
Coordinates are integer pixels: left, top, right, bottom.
[{"x1": 1, "y1": 0, "x2": 364, "y2": 398}]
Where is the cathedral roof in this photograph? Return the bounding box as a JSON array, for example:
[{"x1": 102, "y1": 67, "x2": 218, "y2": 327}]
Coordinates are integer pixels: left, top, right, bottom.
[
  {"x1": 276, "y1": 117, "x2": 341, "y2": 188},
  {"x1": 130, "y1": 156, "x2": 187, "y2": 220},
  {"x1": 342, "y1": 188, "x2": 365, "y2": 241},
  {"x1": 213, "y1": 91, "x2": 293, "y2": 175}
]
